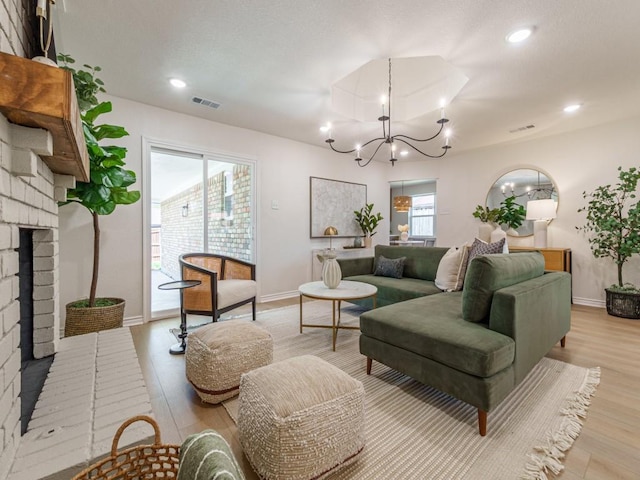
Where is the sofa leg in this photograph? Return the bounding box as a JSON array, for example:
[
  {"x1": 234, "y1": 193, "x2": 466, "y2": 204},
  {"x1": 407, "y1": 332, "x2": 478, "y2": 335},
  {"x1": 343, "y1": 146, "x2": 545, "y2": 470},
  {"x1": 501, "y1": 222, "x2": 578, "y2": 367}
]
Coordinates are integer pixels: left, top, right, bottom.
[
  {"x1": 478, "y1": 409, "x2": 487, "y2": 436},
  {"x1": 366, "y1": 357, "x2": 372, "y2": 375},
  {"x1": 560, "y1": 335, "x2": 566, "y2": 348}
]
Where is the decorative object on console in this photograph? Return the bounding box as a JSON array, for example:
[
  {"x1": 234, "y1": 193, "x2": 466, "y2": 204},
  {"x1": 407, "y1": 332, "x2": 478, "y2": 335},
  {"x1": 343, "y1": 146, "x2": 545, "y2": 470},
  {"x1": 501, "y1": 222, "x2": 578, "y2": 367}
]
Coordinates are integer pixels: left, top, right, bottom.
[
  {"x1": 354, "y1": 203, "x2": 383, "y2": 248},
  {"x1": 498, "y1": 195, "x2": 527, "y2": 235},
  {"x1": 319, "y1": 226, "x2": 342, "y2": 288},
  {"x1": 397, "y1": 224, "x2": 409, "y2": 241},
  {"x1": 321, "y1": 56, "x2": 468, "y2": 167},
  {"x1": 393, "y1": 181, "x2": 412, "y2": 212},
  {"x1": 472, "y1": 205, "x2": 501, "y2": 243},
  {"x1": 577, "y1": 166, "x2": 640, "y2": 318},
  {"x1": 526, "y1": 199, "x2": 557, "y2": 248}
]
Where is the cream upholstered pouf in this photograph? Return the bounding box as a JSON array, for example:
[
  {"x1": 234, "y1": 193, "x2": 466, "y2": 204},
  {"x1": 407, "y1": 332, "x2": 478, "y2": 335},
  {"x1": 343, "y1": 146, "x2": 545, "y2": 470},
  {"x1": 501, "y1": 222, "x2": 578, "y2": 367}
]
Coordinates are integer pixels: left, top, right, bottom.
[
  {"x1": 238, "y1": 355, "x2": 365, "y2": 480},
  {"x1": 186, "y1": 321, "x2": 273, "y2": 404}
]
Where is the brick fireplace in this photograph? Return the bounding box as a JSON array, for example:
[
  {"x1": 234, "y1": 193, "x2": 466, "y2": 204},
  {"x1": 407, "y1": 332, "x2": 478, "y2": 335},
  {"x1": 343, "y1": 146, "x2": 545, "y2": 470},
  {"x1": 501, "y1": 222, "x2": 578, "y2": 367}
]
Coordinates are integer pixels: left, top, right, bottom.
[{"x1": 0, "y1": 113, "x2": 63, "y2": 477}]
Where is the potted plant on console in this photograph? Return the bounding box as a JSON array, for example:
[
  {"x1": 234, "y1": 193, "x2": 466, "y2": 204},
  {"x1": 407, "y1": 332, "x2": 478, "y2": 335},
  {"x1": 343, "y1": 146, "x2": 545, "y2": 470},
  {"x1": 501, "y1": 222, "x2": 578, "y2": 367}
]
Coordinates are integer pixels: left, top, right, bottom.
[
  {"x1": 578, "y1": 166, "x2": 640, "y2": 319},
  {"x1": 472, "y1": 205, "x2": 501, "y2": 243},
  {"x1": 499, "y1": 195, "x2": 527, "y2": 236},
  {"x1": 58, "y1": 54, "x2": 141, "y2": 335},
  {"x1": 354, "y1": 203, "x2": 383, "y2": 248}
]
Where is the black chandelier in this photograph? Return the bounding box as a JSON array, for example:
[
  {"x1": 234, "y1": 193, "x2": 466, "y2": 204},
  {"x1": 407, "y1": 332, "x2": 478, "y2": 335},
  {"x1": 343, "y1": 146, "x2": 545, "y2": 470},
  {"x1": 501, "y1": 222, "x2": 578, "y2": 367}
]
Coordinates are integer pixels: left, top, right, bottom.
[
  {"x1": 500, "y1": 172, "x2": 555, "y2": 200},
  {"x1": 322, "y1": 58, "x2": 452, "y2": 167}
]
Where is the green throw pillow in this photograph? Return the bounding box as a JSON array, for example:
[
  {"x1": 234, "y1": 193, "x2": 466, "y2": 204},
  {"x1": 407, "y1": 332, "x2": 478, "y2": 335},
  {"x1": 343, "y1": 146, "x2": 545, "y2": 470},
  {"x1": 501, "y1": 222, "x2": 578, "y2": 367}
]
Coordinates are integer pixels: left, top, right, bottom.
[
  {"x1": 374, "y1": 255, "x2": 406, "y2": 278},
  {"x1": 178, "y1": 430, "x2": 246, "y2": 480}
]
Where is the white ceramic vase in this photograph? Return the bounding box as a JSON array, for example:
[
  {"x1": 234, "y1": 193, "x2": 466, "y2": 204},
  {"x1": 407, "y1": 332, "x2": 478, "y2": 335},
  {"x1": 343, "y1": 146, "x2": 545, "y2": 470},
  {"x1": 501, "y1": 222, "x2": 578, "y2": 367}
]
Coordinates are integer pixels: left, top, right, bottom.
[
  {"x1": 490, "y1": 225, "x2": 507, "y2": 243},
  {"x1": 321, "y1": 250, "x2": 342, "y2": 289},
  {"x1": 478, "y1": 223, "x2": 493, "y2": 243}
]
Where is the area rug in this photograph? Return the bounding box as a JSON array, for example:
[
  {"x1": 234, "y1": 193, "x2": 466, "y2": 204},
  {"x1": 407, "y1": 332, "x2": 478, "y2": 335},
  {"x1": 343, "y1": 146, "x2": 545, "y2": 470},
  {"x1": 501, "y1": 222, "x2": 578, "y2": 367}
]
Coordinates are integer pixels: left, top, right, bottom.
[{"x1": 222, "y1": 302, "x2": 599, "y2": 480}]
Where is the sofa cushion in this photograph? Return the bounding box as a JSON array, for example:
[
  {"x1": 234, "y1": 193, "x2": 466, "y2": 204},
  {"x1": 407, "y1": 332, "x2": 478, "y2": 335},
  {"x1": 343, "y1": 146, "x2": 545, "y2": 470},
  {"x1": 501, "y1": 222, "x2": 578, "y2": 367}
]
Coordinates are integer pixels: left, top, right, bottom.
[
  {"x1": 462, "y1": 252, "x2": 545, "y2": 323},
  {"x1": 359, "y1": 293, "x2": 515, "y2": 378},
  {"x1": 434, "y1": 245, "x2": 469, "y2": 291},
  {"x1": 374, "y1": 255, "x2": 406, "y2": 278},
  {"x1": 344, "y1": 274, "x2": 441, "y2": 307},
  {"x1": 467, "y1": 237, "x2": 506, "y2": 265},
  {"x1": 374, "y1": 245, "x2": 449, "y2": 281}
]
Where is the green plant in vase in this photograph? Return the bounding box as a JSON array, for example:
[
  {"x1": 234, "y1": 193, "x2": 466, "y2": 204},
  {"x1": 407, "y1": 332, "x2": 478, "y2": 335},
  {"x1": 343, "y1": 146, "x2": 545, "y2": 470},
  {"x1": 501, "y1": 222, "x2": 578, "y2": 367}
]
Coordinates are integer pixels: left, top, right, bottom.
[
  {"x1": 498, "y1": 196, "x2": 526, "y2": 234},
  {"x1": 354, "y1": 203, "x2": 383, "y2": 247},
  {"x1": 472, "y1": 205, "x2": 502, "y2": 242},
  {"x1": 58, "y1": 54, "x2": 141, "y2": 334},
  {"x1": 577, "y1": 166, "x2": 640, "y2": 318}
]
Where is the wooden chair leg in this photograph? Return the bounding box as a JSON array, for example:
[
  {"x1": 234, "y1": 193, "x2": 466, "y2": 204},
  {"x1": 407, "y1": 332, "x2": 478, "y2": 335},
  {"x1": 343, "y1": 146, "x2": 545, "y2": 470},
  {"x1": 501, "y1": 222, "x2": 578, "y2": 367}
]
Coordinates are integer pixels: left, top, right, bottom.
[
  {"x1": 366, "y1": 357, "x2": 372, "y2": 375},
  {"x1": 560, "y1": 335, "x2": 566, "y2": 348},
  {"x1": 478, "y1": 409, "x2": 487, "y2": 436},
  {"x1": 252, "y1": 299, "x2": 256, "y2": 321}
]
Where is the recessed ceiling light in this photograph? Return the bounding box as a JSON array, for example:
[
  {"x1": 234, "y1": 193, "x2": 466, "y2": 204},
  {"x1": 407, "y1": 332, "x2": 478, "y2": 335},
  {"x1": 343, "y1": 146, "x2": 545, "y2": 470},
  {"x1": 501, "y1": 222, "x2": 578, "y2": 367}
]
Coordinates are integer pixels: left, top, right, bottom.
[
  {"x1": 506, "y1": 28, "x2": 533, "y2": 43},
  {"x1": 169, "y1": 78, "x2": 187, "y2": 88},
  {"x1": 563, "y1": 104, "x2": 582, "y2": 113}
]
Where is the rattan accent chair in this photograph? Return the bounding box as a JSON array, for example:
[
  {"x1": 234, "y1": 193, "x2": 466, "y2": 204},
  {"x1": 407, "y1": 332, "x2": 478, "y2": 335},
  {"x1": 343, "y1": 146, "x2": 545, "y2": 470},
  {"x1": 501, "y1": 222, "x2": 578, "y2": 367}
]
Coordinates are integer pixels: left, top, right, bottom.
[{"x1": 179, "y1": 253, "x2": 257, "y2": 321}]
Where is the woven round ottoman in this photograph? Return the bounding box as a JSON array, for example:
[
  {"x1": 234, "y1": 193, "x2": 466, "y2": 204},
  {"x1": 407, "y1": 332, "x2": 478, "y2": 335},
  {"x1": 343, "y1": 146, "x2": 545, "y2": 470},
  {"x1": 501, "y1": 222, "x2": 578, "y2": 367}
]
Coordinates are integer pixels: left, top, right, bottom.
[
  {"x1": 185, "y1": 321, "x2": 273, "y2": 404},
  {"x1": 238, "y1": 355, "x2": 365, "y2": 480}
]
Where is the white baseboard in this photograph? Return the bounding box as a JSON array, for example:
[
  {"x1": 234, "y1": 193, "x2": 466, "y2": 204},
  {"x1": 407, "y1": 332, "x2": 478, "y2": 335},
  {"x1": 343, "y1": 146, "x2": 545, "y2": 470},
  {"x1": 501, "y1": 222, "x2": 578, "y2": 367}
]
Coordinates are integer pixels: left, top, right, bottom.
[
  {"x1": 124, "y1": 315, "x2": 144, "y2": 326},
  {"x1": 260, "y1": 290, "x2": 299, "y2": 303},
  {"x1": 572, "y1": 297, "x2": 606, "y2": 308}
]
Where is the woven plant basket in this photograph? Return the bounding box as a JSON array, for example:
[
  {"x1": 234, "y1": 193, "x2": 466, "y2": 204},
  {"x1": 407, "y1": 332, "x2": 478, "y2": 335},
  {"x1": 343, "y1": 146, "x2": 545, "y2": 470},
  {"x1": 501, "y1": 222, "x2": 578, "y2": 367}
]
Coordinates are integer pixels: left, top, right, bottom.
[
  {"x1": 72, "y1": 415, "x2": 180, "y2": 480},
  {"x1": 65, "y1": 298, "x2": 125, "y2": 337},
  {"x1": 605, "y1": 288, "x2": 640, "y2": 319}
]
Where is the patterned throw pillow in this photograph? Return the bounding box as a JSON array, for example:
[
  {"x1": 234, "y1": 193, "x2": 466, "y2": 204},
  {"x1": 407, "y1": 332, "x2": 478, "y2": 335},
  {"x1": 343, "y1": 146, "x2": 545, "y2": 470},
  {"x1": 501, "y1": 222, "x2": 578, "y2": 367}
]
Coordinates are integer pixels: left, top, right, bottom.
[
  {"x1": 467, "y1": 237, "x2": 505, "y2": 265},
  {"x1": 374, "y1": 255, "x2": 406, "y2": 279}
]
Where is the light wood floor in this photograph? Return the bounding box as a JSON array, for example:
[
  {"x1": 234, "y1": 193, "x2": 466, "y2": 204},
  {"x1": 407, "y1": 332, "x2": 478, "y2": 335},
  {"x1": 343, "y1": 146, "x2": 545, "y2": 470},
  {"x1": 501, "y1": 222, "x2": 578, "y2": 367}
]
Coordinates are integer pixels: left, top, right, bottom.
[{"x1": 130, "y1": 301, "x2": 640, "y2": 480}]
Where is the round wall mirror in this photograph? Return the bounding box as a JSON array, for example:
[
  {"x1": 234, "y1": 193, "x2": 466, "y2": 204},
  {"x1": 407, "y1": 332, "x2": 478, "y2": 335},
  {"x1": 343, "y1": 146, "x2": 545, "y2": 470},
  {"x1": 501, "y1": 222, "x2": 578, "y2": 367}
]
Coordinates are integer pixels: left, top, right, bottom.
[{"x1": 486, "y1": 169, "x2": 558, "y2": 236}]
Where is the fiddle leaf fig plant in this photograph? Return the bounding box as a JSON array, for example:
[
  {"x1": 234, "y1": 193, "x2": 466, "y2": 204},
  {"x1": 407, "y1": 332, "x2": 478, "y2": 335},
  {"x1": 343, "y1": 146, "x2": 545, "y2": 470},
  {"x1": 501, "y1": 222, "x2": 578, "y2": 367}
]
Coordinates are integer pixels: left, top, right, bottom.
[
  {"x1": 354, "y1": 203, "x2": 383, "y2": 237},
  {"x1": 577, "y1": 166, "x2": 640, "y2": 290},
  {"x1": 498, "y1": 196, "x2": 526, "y2": 230},
  {"x1": 58, "y1": 54, "x2": 141, "y2": 307}
]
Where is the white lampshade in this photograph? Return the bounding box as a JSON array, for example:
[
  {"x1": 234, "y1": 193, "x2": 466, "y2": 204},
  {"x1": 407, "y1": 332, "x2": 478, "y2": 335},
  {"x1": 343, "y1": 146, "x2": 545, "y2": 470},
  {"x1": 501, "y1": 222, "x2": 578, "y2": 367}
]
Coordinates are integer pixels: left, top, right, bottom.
[{"x1": 526, "y1": 199, "x2": 557, "y2": 220}]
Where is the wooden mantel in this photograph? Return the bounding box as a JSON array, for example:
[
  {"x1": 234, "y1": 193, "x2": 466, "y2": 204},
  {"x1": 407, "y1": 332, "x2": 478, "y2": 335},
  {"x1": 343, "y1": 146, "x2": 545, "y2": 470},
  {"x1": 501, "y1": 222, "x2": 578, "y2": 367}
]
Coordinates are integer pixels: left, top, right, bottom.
[{"x1": 0, "y1": 52, "x2": 89, "y2": 182}]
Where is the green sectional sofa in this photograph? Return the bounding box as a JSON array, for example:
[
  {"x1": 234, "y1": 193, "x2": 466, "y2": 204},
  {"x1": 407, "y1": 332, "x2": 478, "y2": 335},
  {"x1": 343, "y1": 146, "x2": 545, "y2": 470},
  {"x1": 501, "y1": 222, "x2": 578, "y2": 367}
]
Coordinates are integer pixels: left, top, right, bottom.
[{"x1": 337, "y1": 245, "x2": 572, "y2": 436}]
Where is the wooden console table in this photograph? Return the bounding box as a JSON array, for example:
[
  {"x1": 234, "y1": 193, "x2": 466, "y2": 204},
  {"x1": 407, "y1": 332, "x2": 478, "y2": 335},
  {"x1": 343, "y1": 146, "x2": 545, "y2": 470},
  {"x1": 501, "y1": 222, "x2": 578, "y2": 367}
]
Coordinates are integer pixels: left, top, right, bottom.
[{"x1": 509, "y1": 247, "x2": 571, "y2": 273}]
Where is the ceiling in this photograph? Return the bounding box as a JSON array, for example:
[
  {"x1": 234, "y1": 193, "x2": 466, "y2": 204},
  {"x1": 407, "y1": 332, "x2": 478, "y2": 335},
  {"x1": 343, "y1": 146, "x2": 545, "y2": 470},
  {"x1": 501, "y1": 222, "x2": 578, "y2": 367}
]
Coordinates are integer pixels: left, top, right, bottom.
[{"x1": 52, "y1": 1, "x2": 640, "y2": 163}]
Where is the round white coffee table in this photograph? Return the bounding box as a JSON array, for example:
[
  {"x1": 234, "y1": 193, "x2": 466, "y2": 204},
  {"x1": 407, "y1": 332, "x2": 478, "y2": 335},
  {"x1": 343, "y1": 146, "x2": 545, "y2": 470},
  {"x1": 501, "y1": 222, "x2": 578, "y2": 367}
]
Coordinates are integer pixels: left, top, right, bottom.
[{"x1": 298, "y1": 281, "x2": 377, "y2": 351}]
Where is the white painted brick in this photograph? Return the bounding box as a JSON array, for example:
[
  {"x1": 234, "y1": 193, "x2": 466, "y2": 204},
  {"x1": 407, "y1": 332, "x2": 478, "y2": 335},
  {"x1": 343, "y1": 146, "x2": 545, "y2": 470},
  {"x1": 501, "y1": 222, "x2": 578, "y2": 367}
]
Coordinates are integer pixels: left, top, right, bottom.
[
  {"x1": 33, "y1": 313, "x2": 54, "y2": 329},
  {"x1": 37, "y1": 385, "x2": 93, "y2": 407},
  {"x1": 0, "y1": 224, "x2": 11, "y2": 249},
  {"x1": 33, "y1": 228, "x2": 57, "y2": 242},
  {"x1": 93, "y1": 402, "x2": 152, "y2": 438},
  {"x1": 97, "y1": 372, "x2": 143, "y2": 390},
  {"x1": 94, "y1": 386, "x2": 149, "y2": 410},
  {"x1": 24, "y1": 184, "x2": 35, "y2": 207},
  {"x1": 4, "y1": 401, "x2": 19, "y2": 442},
  {"x1": 9, "y1": 125, "x2": 53, "y2": 156},
  {"x1": 10, "y1": 276, "x2": 18, "y2": 303},
  {"x1": 53, "y1": 186, "x2": 67, "y2": 202},
  {"x1": 33, "y1": 285, "x2": 54, "y2": 301},
  {"x1": 0, "y1": 328, "x2": 12, "y2": 367},
  {"x1": 0, "y1": 278, "x2": 13, "y2": 310},
  {"x1": 11, "y1": 321, "x2": 19, "y2": 350},
  {"x1": 33, "y1": 343, "x2": 54, "y2": 358},
  {"x1": 0, "y1": 251, "x2": 18, "y2": 276},
  {"x1": 33, "y1": 255, "x2": 55, "y2": 271},
  {"x1": 33, "y1": 299, "x2": 54, "y2": 315},
  {"x1": 9, "y1": 148, "x2": 37, "y2": 177},
  {"x1": 0, "y1": 168, "x2": 11, "y2": 202},
  {"x1": 5, "y1": 349, "x2": 19, "y2": 387},
  {"x1": 0, "y1": 438, "x2": 17, "y2": 480},
  {"x1": 33, "y1": 241, "x2": 56, "y2": 257},
  {"x1": 10, "y1": 224, "x2": 18, "y2": 248},
  {"x1": 31, "y1": 393, "x2": 89, "y2": 421},
  {"x1": 33, "y1": 327, "x2": 53, "y2": 344},
  {"x1": 2, "y1": 301, "x2": 19, "y2": 334},
  {"x1": 33, "y1": 270, "x2": 55, "y2": 286},
  {"x1": 9, "y1": 175, "x2": 25, "y2": 201},
  {"x1": 53, "y1": 174, "x2": 75, "y2": 189},
  {"x1": 95, "y1": 379, "x2": 146, "y2": 400},
  {"x1": 0, "y1": 380, "x2": 13, "y2": 427},
  {"x1": 0, "y1": 197, "x2": 19, "y2": 223}
]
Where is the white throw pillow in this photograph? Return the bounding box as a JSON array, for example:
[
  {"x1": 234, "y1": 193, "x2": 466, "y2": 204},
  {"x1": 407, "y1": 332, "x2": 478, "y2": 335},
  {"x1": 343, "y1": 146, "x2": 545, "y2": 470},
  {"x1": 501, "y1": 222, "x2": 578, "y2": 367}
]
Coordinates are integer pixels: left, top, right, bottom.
[{"x1": 435, "y1": 245, "x2": 469, "y2": 292}]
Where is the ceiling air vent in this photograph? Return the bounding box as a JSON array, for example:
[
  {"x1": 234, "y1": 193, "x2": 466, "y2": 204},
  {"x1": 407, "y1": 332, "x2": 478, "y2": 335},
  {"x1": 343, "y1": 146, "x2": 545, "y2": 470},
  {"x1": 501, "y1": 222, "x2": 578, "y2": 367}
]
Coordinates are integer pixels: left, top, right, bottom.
[
  {"x1": 509, "y1": 124, "x2": 535, "y2": 133},
  {"x1": 191, "y1": 96, "x2": 221, "y2": 109}
]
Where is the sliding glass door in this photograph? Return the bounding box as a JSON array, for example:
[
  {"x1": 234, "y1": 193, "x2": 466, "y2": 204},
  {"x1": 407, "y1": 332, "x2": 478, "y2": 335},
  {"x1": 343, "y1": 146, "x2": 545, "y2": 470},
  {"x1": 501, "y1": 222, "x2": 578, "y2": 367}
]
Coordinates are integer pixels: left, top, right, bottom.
[{"x1": 149, "y1": 146, "x2": 255, "y2": 319}]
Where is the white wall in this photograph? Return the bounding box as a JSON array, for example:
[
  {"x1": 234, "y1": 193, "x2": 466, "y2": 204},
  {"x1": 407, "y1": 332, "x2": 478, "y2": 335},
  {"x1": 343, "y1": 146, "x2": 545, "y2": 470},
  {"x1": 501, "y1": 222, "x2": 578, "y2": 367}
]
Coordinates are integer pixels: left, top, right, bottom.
[
  {"x1": 59, "y1": 96, "x2": 640, "y2": 321},
  {"x1": 394, "y1": 116, "x2": 640, "y2": 306},
  {"x1": 59, "y1": 96, "x2": 390, "y2": 322}
]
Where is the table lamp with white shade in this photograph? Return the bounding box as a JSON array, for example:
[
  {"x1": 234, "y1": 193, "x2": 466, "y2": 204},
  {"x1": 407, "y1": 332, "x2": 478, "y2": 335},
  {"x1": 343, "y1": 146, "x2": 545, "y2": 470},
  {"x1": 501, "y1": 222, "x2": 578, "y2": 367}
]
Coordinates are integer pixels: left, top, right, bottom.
[{"x1": 525, "y1": 199, "x2": 557, "y2": 248}]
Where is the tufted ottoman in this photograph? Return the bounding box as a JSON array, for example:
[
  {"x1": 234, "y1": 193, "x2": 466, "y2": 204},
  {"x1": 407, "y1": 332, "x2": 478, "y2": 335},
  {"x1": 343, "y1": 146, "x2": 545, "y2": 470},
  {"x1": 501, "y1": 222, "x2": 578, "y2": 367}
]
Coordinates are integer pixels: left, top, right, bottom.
[
  {"x1": 186, "y1": 321, "x2": 273, "y2": 404},
  {"x1": 238, "y1": 355, "x2": 365, "y2": 480}
]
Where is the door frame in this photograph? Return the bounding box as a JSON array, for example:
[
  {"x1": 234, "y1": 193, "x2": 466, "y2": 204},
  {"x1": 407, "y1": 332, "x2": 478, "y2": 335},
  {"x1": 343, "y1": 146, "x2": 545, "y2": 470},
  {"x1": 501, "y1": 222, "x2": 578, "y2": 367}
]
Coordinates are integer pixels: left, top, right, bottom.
[{"x1": 142, "y1": 137, "x2": 259, "y2": 322}]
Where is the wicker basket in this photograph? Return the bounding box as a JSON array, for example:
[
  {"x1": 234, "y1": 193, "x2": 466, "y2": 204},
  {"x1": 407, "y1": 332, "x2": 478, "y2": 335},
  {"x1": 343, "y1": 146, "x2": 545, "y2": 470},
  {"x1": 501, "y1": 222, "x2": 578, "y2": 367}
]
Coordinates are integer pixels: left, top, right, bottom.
[
  {"x1": 605, "y1": 288, "x2": 640, "y2": 319},
  {"x1": 65, "y1": 298, "x2": 125, "y2": 336},
  {"x1": 72, "y1": 415, "x2": 180, "y2": 479}
]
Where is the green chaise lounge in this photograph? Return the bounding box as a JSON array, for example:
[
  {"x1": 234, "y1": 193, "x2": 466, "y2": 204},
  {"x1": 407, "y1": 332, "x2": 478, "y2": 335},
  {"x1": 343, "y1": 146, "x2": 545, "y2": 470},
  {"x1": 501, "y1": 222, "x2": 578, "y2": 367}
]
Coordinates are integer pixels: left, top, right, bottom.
[{"x1": 339, "y1": 246, "x2": 572, "y2": 436}]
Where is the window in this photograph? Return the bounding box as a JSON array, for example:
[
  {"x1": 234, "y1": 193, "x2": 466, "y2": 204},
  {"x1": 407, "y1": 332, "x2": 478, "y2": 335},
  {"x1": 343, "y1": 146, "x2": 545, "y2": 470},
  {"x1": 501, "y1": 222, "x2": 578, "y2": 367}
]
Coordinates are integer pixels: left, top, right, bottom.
[{"x1": 409, "y1": 193, "x2": 436, "y2": 236}]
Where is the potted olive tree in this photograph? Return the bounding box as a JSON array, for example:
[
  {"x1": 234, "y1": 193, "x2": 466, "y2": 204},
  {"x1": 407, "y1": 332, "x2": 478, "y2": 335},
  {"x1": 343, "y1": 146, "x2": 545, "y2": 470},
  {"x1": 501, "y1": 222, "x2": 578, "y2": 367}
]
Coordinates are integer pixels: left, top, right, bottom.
[
  {"x1": 354, "y1": 203, "x2": 383, "y2": 248},
  {"x1": 58, "y1": 54, "x2": 141, "y2": 335},
  {"x1": 578, "y1": 166, "x2": 640, "y2": 319}
]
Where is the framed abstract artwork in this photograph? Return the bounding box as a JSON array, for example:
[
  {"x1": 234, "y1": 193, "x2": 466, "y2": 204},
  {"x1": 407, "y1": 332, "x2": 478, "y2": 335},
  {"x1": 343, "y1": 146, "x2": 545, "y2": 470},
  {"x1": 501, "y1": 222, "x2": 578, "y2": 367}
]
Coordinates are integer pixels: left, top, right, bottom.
[{"x1": 310, "y1": 177, "x2": 367, "y2": 238}]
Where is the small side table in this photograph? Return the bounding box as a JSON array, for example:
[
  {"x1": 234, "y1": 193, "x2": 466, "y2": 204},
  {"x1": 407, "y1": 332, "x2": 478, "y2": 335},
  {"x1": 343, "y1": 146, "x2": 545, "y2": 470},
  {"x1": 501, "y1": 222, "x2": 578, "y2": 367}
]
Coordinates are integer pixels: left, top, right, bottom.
[{"x1": 158, "y1": 279, "x2": 201, "y2": 355}]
